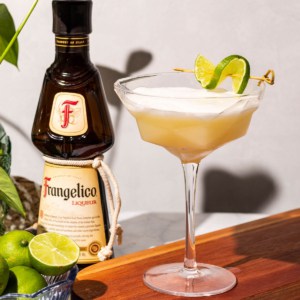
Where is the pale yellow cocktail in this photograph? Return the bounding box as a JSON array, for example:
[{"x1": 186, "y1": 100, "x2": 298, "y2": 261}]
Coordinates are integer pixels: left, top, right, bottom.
[
  {"x1": 128, "y1": 86, "x2": 259, "y2": 163},
  {"x1": 133, "y1": 108, "x2": 255, "y2": 163}
]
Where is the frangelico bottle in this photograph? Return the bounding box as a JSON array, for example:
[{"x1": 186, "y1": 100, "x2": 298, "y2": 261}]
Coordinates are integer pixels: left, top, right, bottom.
[{"x1": 31, "y1": 0, "x2": 114, "y2": 265}]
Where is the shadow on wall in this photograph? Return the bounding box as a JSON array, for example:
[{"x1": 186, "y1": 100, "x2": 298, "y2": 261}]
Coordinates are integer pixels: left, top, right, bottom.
[
  {"x1": 97, "y1": 50, "x2": 152, "y2": 165},
  {"x1": 97, "y1": 50, "x2": 152, "y2": 110},
  {"x1": 202, "y1": 168, "x2": 277, "y2": 213},
  {"x1": 0, "y1": 114, "x2": 31, "y2": 143}
]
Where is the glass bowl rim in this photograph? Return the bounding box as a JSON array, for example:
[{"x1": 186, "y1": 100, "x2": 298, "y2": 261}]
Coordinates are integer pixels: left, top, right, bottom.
[
  {"x1": 114, "y1": 71, "x2": 265, "y2": 100},
  {"x1": 0, "y1": 264, "x2": 78, "y2": 299}
]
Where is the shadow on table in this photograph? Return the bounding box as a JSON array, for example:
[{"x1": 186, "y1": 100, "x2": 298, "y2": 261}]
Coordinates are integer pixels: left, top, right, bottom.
[
  {"x1": 72, "y1": 280, "x2": 107, "y2": 300},
  {"x1": 226, "y1": 213, "x2": 300, "y2": 268},
  {"x1": 114, "y1": 212, "x2": 209, "y2": 257},
  {"x1": 202, "y1": 168, "x2": 277, "y2": 213}
]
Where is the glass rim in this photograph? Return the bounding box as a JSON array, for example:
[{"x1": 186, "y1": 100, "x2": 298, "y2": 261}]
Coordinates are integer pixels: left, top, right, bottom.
[
  {"x1": 0, "y1": 265, "x2": 78, "y2": 299},
  {"x1": 114, "y1": 71, "x2": 265, "y2": 100}
]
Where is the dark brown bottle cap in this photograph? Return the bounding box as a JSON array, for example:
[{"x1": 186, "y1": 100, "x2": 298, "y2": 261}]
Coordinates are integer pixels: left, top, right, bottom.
[{"x1": 52, "y1": 0, "x2": 92, "y2": 35}]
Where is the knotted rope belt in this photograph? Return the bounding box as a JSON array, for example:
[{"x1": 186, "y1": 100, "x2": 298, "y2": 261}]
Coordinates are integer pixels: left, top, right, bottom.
[{"x1": 43, "y1": 155, "x2": 122, "y2": 261}]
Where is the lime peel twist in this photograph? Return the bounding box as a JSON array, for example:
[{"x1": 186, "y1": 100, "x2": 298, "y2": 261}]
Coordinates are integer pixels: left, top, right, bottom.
[{"x1": 174, "y1": 54, "x2": 275, "y2": 94}]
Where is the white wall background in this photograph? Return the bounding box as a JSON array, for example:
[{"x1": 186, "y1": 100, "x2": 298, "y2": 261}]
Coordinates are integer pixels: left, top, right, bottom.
[{"x1": 0, "y1": 0, "x2": 299, "y2": 214}]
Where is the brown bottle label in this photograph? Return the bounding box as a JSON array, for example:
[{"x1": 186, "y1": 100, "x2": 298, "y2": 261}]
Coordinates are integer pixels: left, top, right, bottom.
[
  {"x1": 49, "y1": 92, "x2": 88, "y2": 136},
  {"x1": 38, "y1": 162, "x2": 107, "y2": 264}
]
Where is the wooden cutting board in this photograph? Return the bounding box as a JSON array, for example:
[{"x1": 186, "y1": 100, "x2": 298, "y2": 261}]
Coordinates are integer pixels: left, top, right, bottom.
[{"x1": 72, "y1": 209, "x2": 300, "y2": 299}]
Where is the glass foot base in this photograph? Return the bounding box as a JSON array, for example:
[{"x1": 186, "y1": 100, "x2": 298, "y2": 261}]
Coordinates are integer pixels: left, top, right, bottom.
[{"x1": 143, "y1": 263, "x2": 236, "y2": 297}]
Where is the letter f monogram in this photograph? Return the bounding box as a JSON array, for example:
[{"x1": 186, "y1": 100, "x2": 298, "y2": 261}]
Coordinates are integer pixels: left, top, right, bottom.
[{"x1": 61, "y1": 100, "x2": 78, "y2": 128}]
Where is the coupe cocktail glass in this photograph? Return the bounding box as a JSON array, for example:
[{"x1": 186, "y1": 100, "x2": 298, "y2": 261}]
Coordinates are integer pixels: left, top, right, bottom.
[{"x1": 114, "y1": 72, "x2": 264, "y2": 297}]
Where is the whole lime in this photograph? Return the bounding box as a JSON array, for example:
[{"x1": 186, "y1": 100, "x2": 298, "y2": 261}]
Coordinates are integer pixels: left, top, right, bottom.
[
  {"x1": 0, "y1": 255, "x2": 9, "y2": 295},
  {"x1": 4, "y1": 266, "x2": 47, "y2": 295},
  {"x1": 0, "y1": 230, "x2": 34, "y2": 268}
]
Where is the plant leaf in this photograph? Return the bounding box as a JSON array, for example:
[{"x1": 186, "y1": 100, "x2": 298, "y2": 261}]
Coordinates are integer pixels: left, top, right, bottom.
[
  {"x1": 0, "y1": 167, "x2": 25, "y2": 217},
  {"x1": 0, "y1": 4, "x2": 18, "y2": 67},
  {"x1": 0, "y1": 124, "x2": 11, "y2": 173},
  {"x1": 0, "y1": 200, "x2": 8, "y2": 235}
]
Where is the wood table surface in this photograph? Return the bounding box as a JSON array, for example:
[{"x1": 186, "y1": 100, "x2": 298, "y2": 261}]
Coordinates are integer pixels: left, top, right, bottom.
[{"x1": 72, "y1": 209, "x2": 300, "y2": 300}]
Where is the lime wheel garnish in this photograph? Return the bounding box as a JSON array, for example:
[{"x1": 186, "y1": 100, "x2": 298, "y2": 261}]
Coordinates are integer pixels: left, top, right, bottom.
[{"x1": 174, "y1": 54, "x2": 274, "y2": 94}]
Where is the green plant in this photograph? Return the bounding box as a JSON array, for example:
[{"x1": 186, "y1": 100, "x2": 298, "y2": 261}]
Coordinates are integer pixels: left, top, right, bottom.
[{"x1": 0, "y1": 1, "x2": 39, "y2": 234}]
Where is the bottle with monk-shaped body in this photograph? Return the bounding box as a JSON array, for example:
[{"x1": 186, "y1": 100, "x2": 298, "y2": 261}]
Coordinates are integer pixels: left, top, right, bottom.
[{"x1": 31, "y1": 0, "x2": 114, "y2": 265}]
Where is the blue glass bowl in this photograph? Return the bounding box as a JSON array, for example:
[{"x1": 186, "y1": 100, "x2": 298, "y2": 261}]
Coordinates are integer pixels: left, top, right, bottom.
[{"x1": 0, "y1": 265, "x2": 78, "y2": 300}]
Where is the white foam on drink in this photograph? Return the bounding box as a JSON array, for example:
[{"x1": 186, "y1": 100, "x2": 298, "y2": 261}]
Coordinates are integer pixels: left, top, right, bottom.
[{"x1": 126, "y1": 87, "x2": 259, "y2": 116}]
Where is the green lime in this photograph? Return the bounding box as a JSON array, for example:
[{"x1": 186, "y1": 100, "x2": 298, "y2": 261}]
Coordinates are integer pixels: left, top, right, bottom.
[
  {"x1": 0, "y1": 230, "x2": 34, "y2": 268},
  {"x1": 194, "y1": 54, "x2": 215, "y2": 88},
  {"x1": 29, "y1": 232, "x2": 80, "y2": 276},
  {"x1": 206, "y1": 55, "x2": 250, "y2": 93},
  {"x1": 4, "y1": 266, "x2": 47, "y2": 295},
  {"x1": 0, "y1": 255, "x2": 9, "y2": 295}
]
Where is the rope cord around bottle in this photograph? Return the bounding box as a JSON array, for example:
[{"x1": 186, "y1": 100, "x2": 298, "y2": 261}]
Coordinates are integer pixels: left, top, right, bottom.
[{"x1": 43, "y1": 155, "x2": 123, "y2": 262}]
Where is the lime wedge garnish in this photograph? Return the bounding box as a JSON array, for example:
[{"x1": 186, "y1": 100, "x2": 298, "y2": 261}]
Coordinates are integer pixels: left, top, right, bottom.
[
  {"x1": 29, "y1": 232, "x2": 79, "y2": 276},
  {"x1": 194, "y1": 54, "x2": 215, "y2": 88},
  {"x1": 195, "y1": 54, "x2": 251, "y2": 94}
]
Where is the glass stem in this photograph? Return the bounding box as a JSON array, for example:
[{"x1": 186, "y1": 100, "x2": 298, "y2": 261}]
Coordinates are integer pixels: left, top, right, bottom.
[{"x1": 182, "y1": 162, "x2": 200, "y2": 270}]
